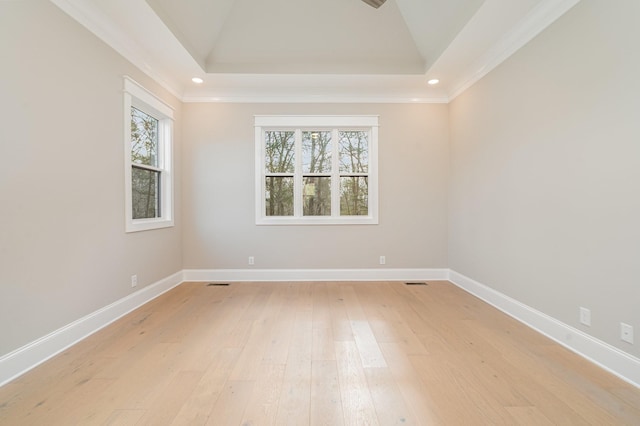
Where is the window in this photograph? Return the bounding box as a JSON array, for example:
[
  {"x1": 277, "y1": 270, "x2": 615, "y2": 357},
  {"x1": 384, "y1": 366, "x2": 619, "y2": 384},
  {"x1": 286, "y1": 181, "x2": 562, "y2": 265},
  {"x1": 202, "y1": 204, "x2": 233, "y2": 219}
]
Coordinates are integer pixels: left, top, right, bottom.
[
  {"x1": 255, "y1": 115, "x2": 378, "y2": 225},
  {"x1": 124, "y1": 77, "x2": 174, "y2": 232}
]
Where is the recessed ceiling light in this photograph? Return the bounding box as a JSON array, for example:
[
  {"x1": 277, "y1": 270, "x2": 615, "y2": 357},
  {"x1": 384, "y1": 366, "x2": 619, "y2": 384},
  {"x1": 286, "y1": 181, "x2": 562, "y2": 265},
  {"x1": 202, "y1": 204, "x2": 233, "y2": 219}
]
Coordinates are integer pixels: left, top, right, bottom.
[
  {"x1": 192, "y1": 77, "x2": 204, "y2": 84},
  {"x1": 427, "y1": 79, "x2": 440, "y2": 85}
]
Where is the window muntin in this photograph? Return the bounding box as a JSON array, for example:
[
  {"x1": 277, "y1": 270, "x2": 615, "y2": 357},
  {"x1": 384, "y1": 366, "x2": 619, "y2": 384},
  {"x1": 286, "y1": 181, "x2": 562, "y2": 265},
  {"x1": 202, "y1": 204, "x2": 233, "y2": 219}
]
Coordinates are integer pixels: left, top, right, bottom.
[
  {"x1": 255, "y1": 116, "x2": 378, "y2": 225},
  {"x1": 124, "y1": 77, "x2": 174, "y2": 232}
]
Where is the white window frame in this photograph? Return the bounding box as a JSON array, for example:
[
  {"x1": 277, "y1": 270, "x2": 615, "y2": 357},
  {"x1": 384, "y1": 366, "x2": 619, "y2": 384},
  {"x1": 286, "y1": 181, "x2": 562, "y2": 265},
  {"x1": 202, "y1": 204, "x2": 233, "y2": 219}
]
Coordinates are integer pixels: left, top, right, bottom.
[
  {"x1": 124, "y1": 76, "x2": 174, "y2": 233},
  {"x1": 255, "y1": 115, "x2": 379, "y2": 225}
]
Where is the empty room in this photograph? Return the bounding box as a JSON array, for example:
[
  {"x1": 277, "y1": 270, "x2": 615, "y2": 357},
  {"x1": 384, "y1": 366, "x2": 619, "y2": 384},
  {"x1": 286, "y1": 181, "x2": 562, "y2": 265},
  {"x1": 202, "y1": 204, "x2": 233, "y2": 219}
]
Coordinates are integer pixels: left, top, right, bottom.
[{"x1": 1, "y1": 0, "x2": 639, "y2": 424}]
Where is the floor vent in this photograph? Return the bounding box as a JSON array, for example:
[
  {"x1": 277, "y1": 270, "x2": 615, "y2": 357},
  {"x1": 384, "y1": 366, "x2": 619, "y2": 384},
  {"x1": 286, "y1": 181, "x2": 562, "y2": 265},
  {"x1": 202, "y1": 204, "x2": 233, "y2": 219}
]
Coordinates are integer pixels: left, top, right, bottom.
[
  {"x1": 405, "y1": 282, "x2": 428, "y2": 286},
  {"x1": 207, "y1": 283, "x2": 230, "y2": 286}
]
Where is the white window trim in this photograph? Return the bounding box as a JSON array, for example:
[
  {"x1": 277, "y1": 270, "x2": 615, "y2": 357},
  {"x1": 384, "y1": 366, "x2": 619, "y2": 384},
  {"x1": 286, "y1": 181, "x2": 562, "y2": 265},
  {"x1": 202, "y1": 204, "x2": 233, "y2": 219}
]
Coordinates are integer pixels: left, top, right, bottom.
[
  {"x1": 124, "y1": 76, "x2": 174, "y2": 233},
  {"x1": 255, "y1": 115, "x2": 379, "y2": 225}
]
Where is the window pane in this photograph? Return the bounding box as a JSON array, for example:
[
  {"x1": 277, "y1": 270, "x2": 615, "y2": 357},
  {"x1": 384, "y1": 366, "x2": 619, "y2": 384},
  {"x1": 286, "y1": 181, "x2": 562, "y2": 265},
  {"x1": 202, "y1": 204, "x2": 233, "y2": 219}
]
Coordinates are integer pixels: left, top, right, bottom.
[
  {"x1": 132, "y1": 166, "x2": 160, "y2": 219},
  {"x1": 303, "y1": 177, "x2": 331, "y2": 216},
  {"x1": 265, "y1": 131, "x2": 295, "y2": 173},
  {"x1": 340, "y1": 176, "x2": 368, "y2": 216},
  {"x1": 131, "y1": 107, "x2": 159, "y2": 167},
  {"x1": 339, "y1": 131, "x2": 368, "y2": 173},
  {"x1": 265, "y1": 176, "x2": 294, "y2": 216},
  {"x1": 302, "y1": 131, "x2": 332, "y2": 173}
]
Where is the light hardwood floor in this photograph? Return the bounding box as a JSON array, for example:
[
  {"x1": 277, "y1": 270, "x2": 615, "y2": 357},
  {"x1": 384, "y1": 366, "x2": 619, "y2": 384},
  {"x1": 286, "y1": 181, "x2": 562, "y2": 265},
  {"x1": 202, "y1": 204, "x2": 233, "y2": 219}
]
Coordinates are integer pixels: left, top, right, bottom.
[{"x1": 1, "y1": 281, "x2": 639, "y2": 425}]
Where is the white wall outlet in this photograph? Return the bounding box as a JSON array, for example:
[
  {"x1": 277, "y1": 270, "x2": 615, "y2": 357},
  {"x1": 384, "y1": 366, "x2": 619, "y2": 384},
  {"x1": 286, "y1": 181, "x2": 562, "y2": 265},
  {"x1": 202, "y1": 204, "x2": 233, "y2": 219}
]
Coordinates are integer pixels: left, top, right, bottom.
[
  {"x1": 579, "y1": 307, "x2": 591, "y2": 326},
  {"x1": 620, "y1": 323, "x2": 634, "y2": 344},
  {"x1": 248, "y1": 256, "x2": 255, "y2": 265},
  {"x1": 379, "y1": 255, "x2": 386, "y2": 265},
  {"x1": 131, "y1": 274, "x2": 138, "y2": 288}
]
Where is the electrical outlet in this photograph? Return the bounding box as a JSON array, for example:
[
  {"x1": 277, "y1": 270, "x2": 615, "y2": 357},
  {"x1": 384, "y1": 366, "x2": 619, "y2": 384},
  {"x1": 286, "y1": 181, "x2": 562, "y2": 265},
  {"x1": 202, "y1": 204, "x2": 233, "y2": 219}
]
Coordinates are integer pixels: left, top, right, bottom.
[
  {"x1": 248, "y1": 256, "x2": 255, "y2": 265},
  {"x1": 131, "y1": 274, "x2": 137, "y2": 288},
  {"x1": 579, "y1": 307, "x2": 591, "y2": 326},
  {"x1": 621, "y1": 323, "x2": 634, "y2": 344},
  {"x1": 379, "y1": 256, "x2": 386, "y2": 265}
]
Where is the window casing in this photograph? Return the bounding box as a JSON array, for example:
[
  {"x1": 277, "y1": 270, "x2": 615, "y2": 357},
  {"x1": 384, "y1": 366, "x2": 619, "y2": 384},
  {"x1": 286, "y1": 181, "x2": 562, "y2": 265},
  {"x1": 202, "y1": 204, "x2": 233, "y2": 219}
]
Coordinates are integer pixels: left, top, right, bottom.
[
  {"x1": 124, "y1": 77, "x2": 174, "y2": 232},
  {"x1": 255, "y1": 115, "x2": 378, "y2": 225}
]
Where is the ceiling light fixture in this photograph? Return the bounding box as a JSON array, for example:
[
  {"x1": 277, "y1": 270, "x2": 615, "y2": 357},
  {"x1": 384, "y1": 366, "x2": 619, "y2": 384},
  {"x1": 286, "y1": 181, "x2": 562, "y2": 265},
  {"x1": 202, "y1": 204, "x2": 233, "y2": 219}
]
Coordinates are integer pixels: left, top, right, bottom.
[
  {"x1": 427, "y1": 79, "x2": 440, "y2": 85},
  {"x1": 192, "y1": 77, "x2": 204, "y2": 84},
  {"x1": 361, "y1": 0, "x2": 387, "y2": 9}
]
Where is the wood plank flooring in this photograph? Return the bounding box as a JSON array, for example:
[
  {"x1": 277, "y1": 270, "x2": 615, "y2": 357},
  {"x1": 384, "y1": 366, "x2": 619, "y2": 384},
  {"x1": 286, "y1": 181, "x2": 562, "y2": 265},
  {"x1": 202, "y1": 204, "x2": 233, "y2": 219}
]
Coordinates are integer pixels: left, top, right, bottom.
[{"x1": 1, "y1": 281, "x2": 639, "y2": 425}]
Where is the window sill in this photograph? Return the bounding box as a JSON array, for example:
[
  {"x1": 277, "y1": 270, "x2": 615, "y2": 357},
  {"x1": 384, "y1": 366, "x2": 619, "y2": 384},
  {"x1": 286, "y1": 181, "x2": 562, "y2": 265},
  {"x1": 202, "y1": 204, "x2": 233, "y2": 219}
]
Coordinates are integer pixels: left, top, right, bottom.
[
  {"x1": 256, "y1": 216, "x2": 378, "y2": 226},
  {"x1": 126, "y1": 218, "x2": 174, "y2": 233}
]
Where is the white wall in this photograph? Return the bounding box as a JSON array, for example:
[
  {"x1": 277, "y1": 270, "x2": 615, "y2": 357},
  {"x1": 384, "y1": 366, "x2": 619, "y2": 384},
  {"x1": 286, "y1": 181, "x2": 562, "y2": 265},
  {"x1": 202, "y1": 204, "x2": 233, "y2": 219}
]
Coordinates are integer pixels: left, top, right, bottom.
[
  {"x1": 0, "y1": 1, "x2": 183, "y2": 357},
  {"x1": 182, "y1": 103, "x2": 449, "y2": 270},
  {"x1": 449, "y1": 0, "x2": 640, "y2": 358}
]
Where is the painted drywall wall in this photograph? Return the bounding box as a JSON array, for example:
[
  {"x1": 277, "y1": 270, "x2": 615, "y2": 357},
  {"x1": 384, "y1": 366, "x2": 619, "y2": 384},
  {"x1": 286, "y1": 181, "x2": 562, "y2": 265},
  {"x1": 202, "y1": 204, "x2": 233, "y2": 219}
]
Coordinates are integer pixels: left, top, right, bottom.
[
  {"x1": 449, "y1": 0, "x2": 640, "y2": 357},
  {"x1": 182, "y1": 103, "x2": 449, "y2": 270},
  {"x1": 0, "y1": 1, "x2": 183, "y2": 356}
]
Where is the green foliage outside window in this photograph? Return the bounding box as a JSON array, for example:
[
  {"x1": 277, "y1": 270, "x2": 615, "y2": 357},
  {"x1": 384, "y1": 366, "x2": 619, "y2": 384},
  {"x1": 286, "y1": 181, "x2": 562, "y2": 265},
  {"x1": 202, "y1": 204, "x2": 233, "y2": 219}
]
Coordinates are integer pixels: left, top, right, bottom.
[{"x1": 131, "y1": 107, "x2": 160, "y2": 219}]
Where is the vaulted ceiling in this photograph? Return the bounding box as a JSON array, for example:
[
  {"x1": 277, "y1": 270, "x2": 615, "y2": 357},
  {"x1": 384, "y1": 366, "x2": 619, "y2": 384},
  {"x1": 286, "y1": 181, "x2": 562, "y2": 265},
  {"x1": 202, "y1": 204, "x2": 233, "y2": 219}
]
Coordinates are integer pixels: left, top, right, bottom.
[{"x1": 51, "y1": 0, "x2": 580, "y2": 102}]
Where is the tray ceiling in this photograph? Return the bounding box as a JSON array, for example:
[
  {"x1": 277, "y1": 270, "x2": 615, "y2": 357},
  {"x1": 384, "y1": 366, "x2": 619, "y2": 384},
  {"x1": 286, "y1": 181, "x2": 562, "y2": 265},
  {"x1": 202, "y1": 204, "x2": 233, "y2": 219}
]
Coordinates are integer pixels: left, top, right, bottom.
[{"x1": 50, "y1": 0, "x2": 580, "y2": 102}]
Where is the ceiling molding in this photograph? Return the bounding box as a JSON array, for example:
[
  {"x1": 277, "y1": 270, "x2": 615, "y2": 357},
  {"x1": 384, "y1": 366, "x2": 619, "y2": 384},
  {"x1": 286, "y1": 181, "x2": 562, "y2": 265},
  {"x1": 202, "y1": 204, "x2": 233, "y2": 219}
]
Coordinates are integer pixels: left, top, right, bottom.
[
  {"x1": 50, "y1": 0, "x2": 581, "y2": 104},
  {"x1": 49, "y1": 0, "x2": 193, "y2": 100},
  {"x1": 447, "y1": 0, "x2": 581, "y2": 100},
  {"x1": 181, "y1": 95, "x2": 450, "y2": 104}
]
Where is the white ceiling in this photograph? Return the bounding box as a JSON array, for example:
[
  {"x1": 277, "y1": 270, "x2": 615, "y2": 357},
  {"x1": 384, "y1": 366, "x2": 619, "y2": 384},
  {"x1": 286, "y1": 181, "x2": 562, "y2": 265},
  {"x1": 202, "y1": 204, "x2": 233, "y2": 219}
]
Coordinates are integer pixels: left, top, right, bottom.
[
  {"x1": 146, "y1": 0, "x2": 484, "y2": 75},
  {"x1": 50, "y1": 0, "x2": 580, "y2": 102}
]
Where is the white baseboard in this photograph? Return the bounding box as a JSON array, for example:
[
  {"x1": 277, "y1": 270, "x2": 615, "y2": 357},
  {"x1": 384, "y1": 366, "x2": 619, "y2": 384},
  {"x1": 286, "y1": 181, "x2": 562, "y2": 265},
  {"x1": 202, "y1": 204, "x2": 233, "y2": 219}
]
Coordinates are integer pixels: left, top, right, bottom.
[
  {"x1": 449, "y1": 270, "x2": 640, "y2": 388},
  {"x1": 3, "y1": 268, "x2": 638, "y2": 391},
  {"x1": 0, "y1": 271, "x2": 184, "y2": 387},
  {"x1": 182, "y1": 268, "x2": 450, "y2": 283}
]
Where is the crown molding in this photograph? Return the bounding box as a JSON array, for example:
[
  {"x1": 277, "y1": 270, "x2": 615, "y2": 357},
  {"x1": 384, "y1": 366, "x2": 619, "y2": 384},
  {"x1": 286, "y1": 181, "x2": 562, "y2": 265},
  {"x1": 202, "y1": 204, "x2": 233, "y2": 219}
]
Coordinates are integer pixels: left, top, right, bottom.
[
  {"x1": 50, "y1": 0, "x2": 185, "y2": 100},
  {"x1": 448, "y1": 0, "x2": 581, "y2": 100},
  {"x1": 181, "y1": 94, "x2": 450, "y2": 104}
]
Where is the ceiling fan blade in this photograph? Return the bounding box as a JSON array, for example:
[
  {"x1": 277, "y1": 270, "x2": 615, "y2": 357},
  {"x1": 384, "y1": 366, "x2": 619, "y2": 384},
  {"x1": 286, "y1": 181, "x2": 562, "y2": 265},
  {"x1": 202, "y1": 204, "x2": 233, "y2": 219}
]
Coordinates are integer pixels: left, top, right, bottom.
[{"x1": 361, "y1": 0, "x2": 387, "y2": 9}]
